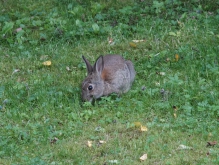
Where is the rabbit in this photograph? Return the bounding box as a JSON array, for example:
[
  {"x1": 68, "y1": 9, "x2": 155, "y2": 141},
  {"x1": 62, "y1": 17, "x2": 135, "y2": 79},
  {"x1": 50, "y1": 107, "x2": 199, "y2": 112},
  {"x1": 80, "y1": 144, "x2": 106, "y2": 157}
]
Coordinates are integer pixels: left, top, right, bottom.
[{"x1": 81, "y1": 54, "x2": 136, "y2": 102}]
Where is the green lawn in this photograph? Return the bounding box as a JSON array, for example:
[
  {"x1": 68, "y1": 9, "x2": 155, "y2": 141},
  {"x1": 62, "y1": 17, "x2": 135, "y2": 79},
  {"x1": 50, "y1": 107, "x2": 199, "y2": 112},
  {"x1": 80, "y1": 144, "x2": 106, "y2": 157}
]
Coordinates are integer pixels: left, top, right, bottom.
[{"x1": 0, "y1": 0, "x2": 219, "y2": 164}]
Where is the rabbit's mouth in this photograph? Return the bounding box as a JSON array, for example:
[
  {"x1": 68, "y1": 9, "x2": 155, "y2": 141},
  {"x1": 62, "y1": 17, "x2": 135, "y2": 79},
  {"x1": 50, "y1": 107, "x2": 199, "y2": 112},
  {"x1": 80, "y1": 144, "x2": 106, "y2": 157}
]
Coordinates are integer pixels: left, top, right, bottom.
[
  {"x1": 88, "y1": 96, "x2": 94, "y2": 102},
  {"x1": 82, "y1": 93, "x2": 94, "y2": 102}
]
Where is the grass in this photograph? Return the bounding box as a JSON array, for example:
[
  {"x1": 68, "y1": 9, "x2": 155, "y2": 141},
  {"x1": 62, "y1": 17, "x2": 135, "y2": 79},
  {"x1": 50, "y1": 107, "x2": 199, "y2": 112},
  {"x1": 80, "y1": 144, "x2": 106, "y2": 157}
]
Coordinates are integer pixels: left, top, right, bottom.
[{"x1": 0, "y1": 0, "x2": 219, "y2": 164}]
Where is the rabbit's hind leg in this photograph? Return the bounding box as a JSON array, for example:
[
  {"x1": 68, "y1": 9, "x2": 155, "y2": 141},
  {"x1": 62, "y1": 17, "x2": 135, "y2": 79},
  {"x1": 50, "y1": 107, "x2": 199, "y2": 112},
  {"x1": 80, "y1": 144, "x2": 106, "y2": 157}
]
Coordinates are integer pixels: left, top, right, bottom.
[{"x1": 125, "y1": 60, "x2": 136, "y2": 84}]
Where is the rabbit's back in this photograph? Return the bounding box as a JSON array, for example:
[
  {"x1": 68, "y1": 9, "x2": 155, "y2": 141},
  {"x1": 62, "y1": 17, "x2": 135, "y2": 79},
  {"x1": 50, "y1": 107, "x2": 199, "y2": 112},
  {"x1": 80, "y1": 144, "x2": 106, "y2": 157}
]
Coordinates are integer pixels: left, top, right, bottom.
[
  {"x1": 100, "y1": 55, "x2": 125, "y2": 79},
  {"x1": 101, "y1": 55, "x2": 135, "y2": 95}
]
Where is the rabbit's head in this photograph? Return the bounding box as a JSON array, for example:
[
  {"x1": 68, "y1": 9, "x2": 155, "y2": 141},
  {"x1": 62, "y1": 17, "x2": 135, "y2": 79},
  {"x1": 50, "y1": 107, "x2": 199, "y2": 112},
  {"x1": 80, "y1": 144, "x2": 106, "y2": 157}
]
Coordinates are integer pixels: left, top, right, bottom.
[{"x1": 81, "y1": 55, "x2": 105, "y2": 102}]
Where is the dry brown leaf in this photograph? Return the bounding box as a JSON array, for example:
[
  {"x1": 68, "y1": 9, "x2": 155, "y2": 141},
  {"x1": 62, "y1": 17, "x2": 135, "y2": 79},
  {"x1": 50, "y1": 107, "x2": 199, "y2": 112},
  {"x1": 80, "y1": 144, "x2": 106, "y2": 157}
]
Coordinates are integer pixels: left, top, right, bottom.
[
  {"x1": 140, "y1": 154, "x2": 147, "y2": 161},
  {"x1": 206, "y1": 141, "x2": 217, "y2": 147}
]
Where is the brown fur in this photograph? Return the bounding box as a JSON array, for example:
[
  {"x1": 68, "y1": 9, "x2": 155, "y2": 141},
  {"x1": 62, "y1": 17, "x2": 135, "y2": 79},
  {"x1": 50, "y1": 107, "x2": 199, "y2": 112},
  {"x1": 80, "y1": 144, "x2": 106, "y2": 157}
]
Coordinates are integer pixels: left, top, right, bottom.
[{"x1": 101, "y1": 69, "x2": 111, "y2": 82}]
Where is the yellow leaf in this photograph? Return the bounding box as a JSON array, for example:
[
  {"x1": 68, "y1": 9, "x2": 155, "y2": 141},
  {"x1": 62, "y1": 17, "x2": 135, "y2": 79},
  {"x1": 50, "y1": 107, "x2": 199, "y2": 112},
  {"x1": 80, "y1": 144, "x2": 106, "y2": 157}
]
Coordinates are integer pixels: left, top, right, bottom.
[
  {"x1": 43, "y1": 60, "x2": 51, "y2": 66},
  {"x1": 134, "y1": 122, "x2": 142, "y2": 127},
  {"x1": 140, "y1": 125, "x2": 148, "y2": 132},
  {"x1": 129, "y1": 42, "x2": 137, "y2": 48},
  {"x1": 174, "y1": 113, "x2": 177, "y2": 118},
  {"x1": 175, "y1": 54, "x2": 179, "y2": 61},
  {"x1": 87, "y1": 141, "x2": 92, "y2": 147},
  {"x1": 140, "y1": 154, "x2": 147, "y2": 161}
]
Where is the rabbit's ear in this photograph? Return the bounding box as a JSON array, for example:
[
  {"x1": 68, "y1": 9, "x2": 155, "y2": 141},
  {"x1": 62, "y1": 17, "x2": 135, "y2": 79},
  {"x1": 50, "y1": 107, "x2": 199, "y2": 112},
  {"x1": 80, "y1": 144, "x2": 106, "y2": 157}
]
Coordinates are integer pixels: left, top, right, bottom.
[
  {"x1": 94, "y1": 55, "x2": 104, "y2": 76},
  {"x1": 82, "y1": 56, "x2": 93, "y2": 74}
]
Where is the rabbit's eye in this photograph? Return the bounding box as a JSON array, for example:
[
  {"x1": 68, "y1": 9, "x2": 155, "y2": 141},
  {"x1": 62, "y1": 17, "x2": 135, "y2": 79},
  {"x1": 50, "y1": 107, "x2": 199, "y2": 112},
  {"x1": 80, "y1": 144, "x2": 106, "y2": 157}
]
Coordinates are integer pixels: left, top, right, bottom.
[{"x1": 88, "y1": 85, "x2": 93, "y2": 91}]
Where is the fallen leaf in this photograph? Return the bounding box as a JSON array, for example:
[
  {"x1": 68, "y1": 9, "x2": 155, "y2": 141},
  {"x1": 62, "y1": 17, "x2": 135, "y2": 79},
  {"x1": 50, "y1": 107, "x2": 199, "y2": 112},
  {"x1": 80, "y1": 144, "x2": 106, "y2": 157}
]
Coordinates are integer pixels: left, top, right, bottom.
[
  {"x1": 12, "y1": 69, "x2": 20, "y2": 75},
  {"x1": 43, "y1": 60, "x2": 51, "y2": 66},
  {"x1": 173, "y1": 113, "x2": 177, "y2": 118},
  {"x1": 66, "y1": 66, "x2": 71, "y2": 71},
  {"x1": 140, "y1": 154, "x2": 147, "y2": 161},
  {"x1": 140, "y1": 125, "x2": 148, "y2": 132},
  {"x1": 129, "y1": 42, "x2": 137, "y2": 48},
  {"x1": 134, "y1": 122, "x2": 142, "y2": 127},
  {"x1": 87, "y1": 141, "x2": 92, "y2": 147},
  {"x1": 156, "y1": 72, "x2": 165, "y2": 76},
  {"x1": 177, "y1": 144, "x2": 192, "y2": 150},
  {"x1": 108, "y1": 160, "x2": 118, "y2": 164},
  {"x1": 108, "y1": 37, "x2": 115, "y2": 45},
  {"x1": 206, "y1": 141, "x2": 217, "y2": 147},
  {"x1": 132, "y1": 39, "x2": 145, "y2": 43},
  {"x1": 99, "y1": 140, "x2": 106, "y2": 144},
  {"x1": 175, "y1": 54, "x2": 179, "y2": 61}
]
